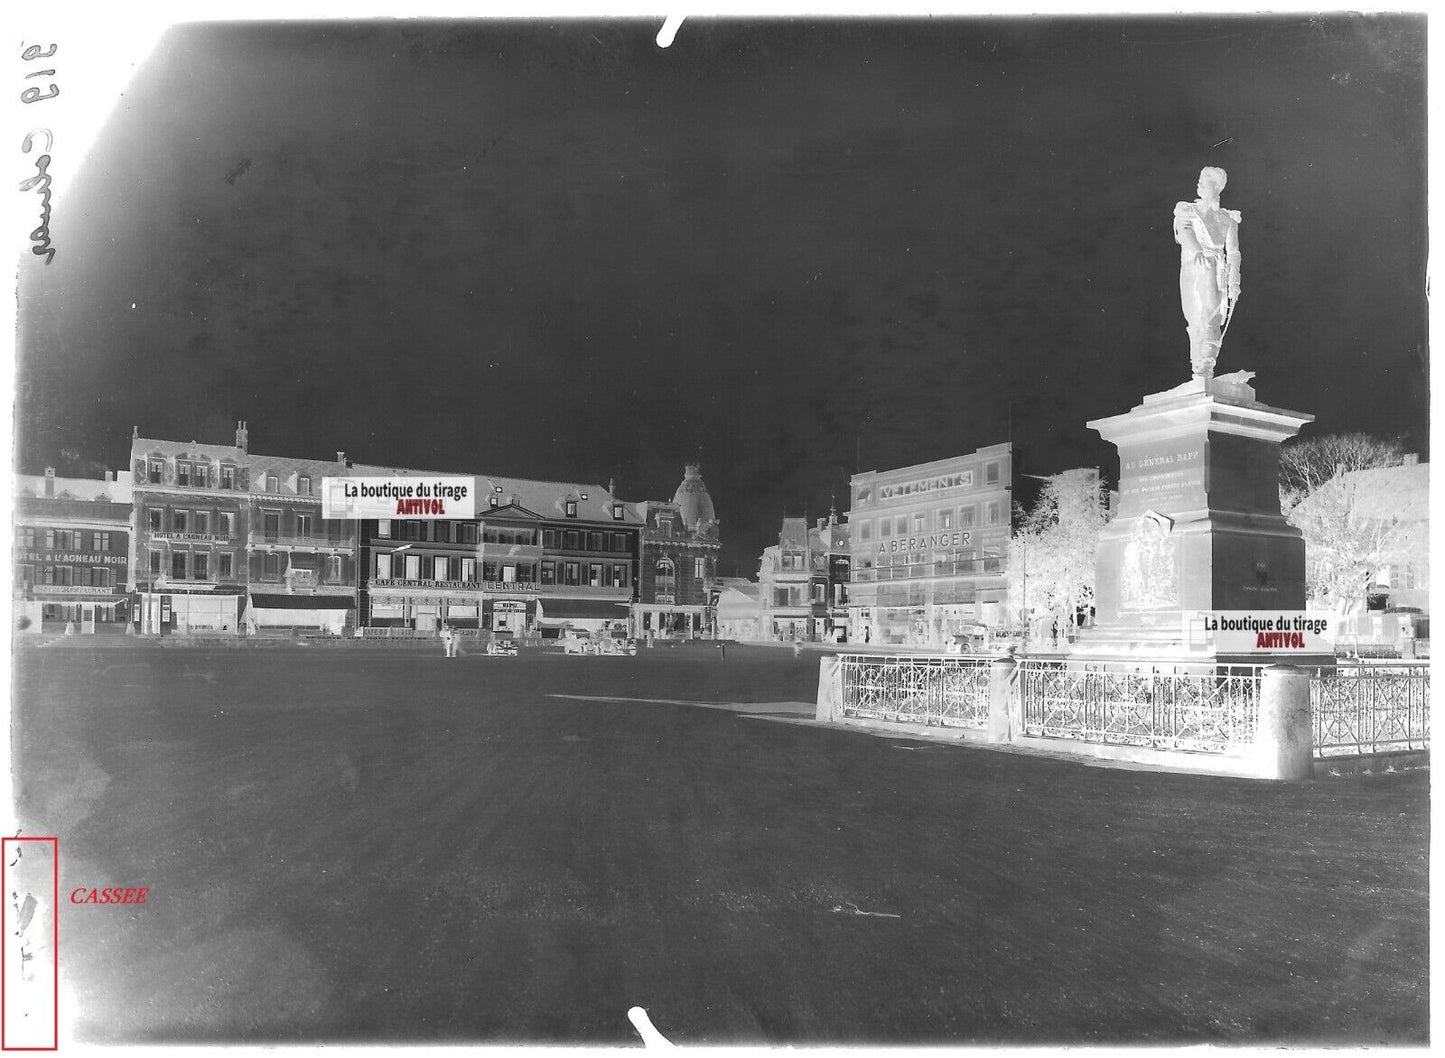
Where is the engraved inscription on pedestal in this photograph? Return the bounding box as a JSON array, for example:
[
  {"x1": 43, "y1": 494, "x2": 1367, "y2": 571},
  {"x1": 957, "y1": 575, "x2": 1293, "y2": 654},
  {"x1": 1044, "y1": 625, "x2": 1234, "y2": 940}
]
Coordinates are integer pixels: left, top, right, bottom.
[{"x1": 1117, "y1": 443, "x2": 1206, "y2": 518}]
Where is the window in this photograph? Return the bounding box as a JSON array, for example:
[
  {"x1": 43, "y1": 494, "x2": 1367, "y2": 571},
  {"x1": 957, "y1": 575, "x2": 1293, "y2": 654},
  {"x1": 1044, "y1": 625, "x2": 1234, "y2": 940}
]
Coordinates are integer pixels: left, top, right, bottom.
[
  {"x1": 97, "y1": 531, "x2": 112, "y2": 551},
  {"x1": 583, "y1": 563, "x2": 598, "y2": 587},
  {"x1": 812, "y1": 582, "x2": 826, "y2": 603},
  {"x1": 461, "y1": 558, "x2": 476, "y2": 582},
  {"x1": 194, "y1": 511, "x2": 210, "y2": 535},
  {"x1": 542, "y1": 529, "x2": 559, "y2": 549},
  {"x1": 434, "y1": 556, "x2": 449, "y2": 581},
  {"x1": 588, "y1": 532, "x2": 603, "y2": 551},
  {"x1": 263, "y1": 553, "x2": 281, "y2": 581},
  {"x1": 612, "y1": 563, "x2": 628, "y2": 587},
  {"x1": 564, "y1": 561, "x2": 580, "y2": 586},
  {"x1": 612, "y1": 503, "x2": 624, "y2": 520},
  {"x1": 172, "y1": 510, "x2": 188, "y2": 533},
  {"x1": 695, "y1": 557, "x2": 706, "y2": 579},
  {"x1": 298, "y1": 476, "x2": 312, "y2": 496},
  {"x1": 193, "y1": 552, "x2": 209, "y2": 580},
  {"x1": 937, "y1": 509, "x2": 954, "y2": 531},
  {"x1": 149, "y1": 460, "x2": 163, "y2": 484},
  {"x1": 177, "y1": 463, "x2": 191, "y2": 487},
  {"x1": 376, "y1": 519, "x2": 391, "y2": 539},
  {"x1": 221, "y1": 466, "x2": 235, "y2": 489},
  {"x1": 40, "y1": 566, "x2": 54, "y2": 585},
  {"x1": 219, "y1": 553, "x2": 233, "y2": 578},
  {"x1": 858, "y1": 520, "x2": 872, "y2": 542},
  {"x1": 266, "y1": 475, "x2": 279, "y2": 493},
  {"x1": 263, "y1": 511, "x2": 280, "y2": 540},
  {"x1": 44, "y1": 529, "x2": 55, "y2": 549},
  {"x1": 565, "y1": 499, "x2": 578, "y2": 518},
  {"x1": 564, "y1": 530, "x2": 580, "y2": 550},
  {"x1": 655, "y1": 558, "x2": 676, "y2": 595},
  {"x1": 434, "y1": 521, "x2": 451, "y2": 543},
  {"x1": 985, "y1": 461, "x2": 1000, "y2": 485},
  {"x1": 404, "y1": 555, "x2": 421, "y2": 581},
  {"x1": 403, "y1": 521, "x2": 422, "y2": 541},
  {"x1": 296, "y1": 514, "x2": 311, "y2": 538},
  {"x1": 913, "y1": 512, "x2": 927, "y2": 533},
  {"x1": 893, "y1": 516, "x2": 907, "y2": 536},
  {"x1": 483, "y1": 561, "x2": 498, "y2": 582},
  {"x1": 461, "y1": 523, "x2": 478, "y2": 544},
  {"x1": 489, "y1": 495, "x2": 499, "y2": 508},
  {"x1": 327, "y1": 556, "x2": 341, "y2": 583},
  {"x1": 376, "y1": 553, "x2": 392, "y2": 579},
  {"x1": 21, "y1": 527, "x2": 35, "y2": 548},
  {"x1": 541, "y1": 561, "x2": 556, "y2": 585},
  {"x1": 172, "y1": 552, "x2": 188, "y2": 579},
  {"x1": 612, "y1": 533, "x2": 628, "y2": 551},
  {"x1": 986, "y1": 501, "x2": 1001, "y2": 525},
  {"x1": 220, "y1": 512, "x2": 235, "y2": 538},
  {"x1": 960, "y1": 506, "x2": 976, "y2": 527},
  {"x1": 149, "y1": 550, "x2": 162, "y2": 576},
  {"x1": 54, "y1": 566, "x2": 72, "y2": 586},
  {"x1": 983, "y1": 547, "x2": 1002, "y2": 572}
]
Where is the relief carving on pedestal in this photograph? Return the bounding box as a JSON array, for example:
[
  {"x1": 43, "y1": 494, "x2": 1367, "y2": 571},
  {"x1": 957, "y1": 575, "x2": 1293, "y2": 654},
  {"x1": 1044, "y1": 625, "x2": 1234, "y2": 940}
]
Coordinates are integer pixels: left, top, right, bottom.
[{"x1": 1120, "y1": 510, "x2": 1178, "y2": 610}]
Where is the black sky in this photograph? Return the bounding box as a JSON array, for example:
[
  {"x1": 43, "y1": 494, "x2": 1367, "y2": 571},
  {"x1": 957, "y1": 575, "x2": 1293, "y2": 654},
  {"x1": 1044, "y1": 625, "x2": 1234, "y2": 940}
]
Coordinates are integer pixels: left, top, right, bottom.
[{"x1": 14, "y1": 15, "x2": 1428, "y2": 572}]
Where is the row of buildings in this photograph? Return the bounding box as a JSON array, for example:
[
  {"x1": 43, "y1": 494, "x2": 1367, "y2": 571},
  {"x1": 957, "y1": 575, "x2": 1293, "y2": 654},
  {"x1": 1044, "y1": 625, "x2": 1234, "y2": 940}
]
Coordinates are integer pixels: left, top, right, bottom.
[
  {"x1": 15, "y1": 427, "x2": 1426, "y2": 646},
  {"x1": 14, "y1": 423, "x2": 723, "y2": 638}
]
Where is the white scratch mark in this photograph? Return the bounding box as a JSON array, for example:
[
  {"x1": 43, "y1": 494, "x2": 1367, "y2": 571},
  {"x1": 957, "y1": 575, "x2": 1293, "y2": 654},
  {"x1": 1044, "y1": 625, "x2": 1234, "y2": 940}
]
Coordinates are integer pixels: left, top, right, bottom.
[
  {"x1": 831, "y1": 902, "x2": 901, "y2": 919},
  {"x1": 628, "y1": 1006, "x2": 676, "y2": 1048},
  {"x1": 656, "y1": 16, "x2": 686, "y2": 49}
]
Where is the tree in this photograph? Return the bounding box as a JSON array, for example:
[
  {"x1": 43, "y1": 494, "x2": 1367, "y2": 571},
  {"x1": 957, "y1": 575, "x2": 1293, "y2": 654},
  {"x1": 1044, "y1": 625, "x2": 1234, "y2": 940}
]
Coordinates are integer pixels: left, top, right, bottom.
[
  {"x1": 1279, "y1": 433, "x2": 1414, "y2": 614},
  {"x1": 1278, "y1": 432, "x2": 1408, "y2": 514},
  {"x1": 1006, "y1": 469, "x2": 1108, "y2": 641}
]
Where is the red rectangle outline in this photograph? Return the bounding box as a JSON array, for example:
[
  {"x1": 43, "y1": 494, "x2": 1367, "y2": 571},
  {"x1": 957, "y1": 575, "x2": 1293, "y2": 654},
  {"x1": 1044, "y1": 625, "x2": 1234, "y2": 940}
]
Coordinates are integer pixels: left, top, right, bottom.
[{"x1": 1, "y1": 837, "x2": 59, "y2": 1051}]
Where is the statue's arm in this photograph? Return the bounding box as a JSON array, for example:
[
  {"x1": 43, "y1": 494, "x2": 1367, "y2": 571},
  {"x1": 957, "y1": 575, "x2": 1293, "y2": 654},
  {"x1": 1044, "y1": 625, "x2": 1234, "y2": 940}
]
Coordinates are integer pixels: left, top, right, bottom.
[
  {"x1": 1225, "y1": 212, "x2": 1241, "y2": 298},
  {"x1": 1173, "y1": 202, "x2": 1201, "y2": 254}
]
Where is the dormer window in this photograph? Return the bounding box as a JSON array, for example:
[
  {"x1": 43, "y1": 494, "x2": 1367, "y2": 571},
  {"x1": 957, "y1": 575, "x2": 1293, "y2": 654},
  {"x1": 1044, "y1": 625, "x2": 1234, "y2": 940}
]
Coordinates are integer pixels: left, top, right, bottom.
[
  {"x1": 489, "y1": 495, "x2": 499, "y2": 508},
  {"x1": 266, "y1": 474, "x2": 279, "y2": 493},
  {"x1": 612, "y1": 503, "x2": 623, "y2": 520},
  {"x1": 148, "y1": 460, "x2": 163, "y2": 484},
  {"x1": 565, "y1": 499, "x2": 578, "y2": 518},
  {"x1": 221, "y1": 466, "x2": 235, "y2": 489},
  {"x1": 177, "y1": 462, "x2": 191, "y2": 487},
  {"x1": 298, "y1": 475, "x2": 311, "y2": 496}
]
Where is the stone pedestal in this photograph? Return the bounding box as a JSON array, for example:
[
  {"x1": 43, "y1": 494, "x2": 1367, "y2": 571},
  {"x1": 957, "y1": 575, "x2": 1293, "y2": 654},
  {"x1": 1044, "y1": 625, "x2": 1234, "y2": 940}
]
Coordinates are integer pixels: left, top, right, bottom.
[{"x1": 1077, "y1": 375, "x2": 1315, "y2": 661}]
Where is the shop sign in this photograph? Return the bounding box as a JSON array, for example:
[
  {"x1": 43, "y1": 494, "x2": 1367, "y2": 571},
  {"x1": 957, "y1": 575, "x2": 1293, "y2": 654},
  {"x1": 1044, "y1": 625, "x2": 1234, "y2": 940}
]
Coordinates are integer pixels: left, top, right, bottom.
[
  {"x1": 877, "y1": 531, "x2": 972, "y2": 555},
  {"x1": 878, "y1": 471, "x2": 972, "y2": 502},
  {"x1": 17, "y1": 551, "x2": 127, "y2": 565},
  {"x1": 1184, "y1": 610, "x2": 1336, "y2": 653},
  {"x1": 150, "y1": 532, "x2": 230, "y2": 543},
  {"x1": 654, "y1": 593, "x2": 675, "y2": 604},
  {"x1": 492, "y1": 600, "x2": 528, "y2": 612}
]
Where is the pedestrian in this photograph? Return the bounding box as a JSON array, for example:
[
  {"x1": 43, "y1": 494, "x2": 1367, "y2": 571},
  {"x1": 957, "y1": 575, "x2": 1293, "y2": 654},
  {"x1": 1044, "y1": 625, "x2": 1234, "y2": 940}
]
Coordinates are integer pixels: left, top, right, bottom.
[
  {"x1": 440, "y1": 623, "x2": 456, "y2": 659},
  {"x1": 720, "y1": 641, "x2": 726, "y2": 660}
]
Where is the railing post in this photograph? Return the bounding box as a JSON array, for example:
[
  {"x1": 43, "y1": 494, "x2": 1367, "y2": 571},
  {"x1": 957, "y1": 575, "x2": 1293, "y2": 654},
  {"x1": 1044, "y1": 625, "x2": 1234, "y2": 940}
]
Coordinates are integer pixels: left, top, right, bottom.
[
  {"x1": 816, "y1": 654, "x2": 844, "y2": 723},
  {"x1": 987, "y1": 652, "x2": 1018, "y2": 744},
  {"x1": 1253, "y1": 664, "x2": 1314, "y2": 780}
]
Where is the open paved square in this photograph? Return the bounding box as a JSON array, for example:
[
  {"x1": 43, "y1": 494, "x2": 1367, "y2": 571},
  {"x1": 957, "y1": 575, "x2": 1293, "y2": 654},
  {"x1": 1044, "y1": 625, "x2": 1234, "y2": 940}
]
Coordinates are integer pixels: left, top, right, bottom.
[{"x1": 10, "y1": 643, "x2": 1428, "y2": 1044}]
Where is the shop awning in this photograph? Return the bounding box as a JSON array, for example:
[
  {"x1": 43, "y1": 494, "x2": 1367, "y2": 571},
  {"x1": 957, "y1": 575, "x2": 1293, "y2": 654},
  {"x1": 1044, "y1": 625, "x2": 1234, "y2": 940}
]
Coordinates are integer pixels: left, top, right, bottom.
[
  {"x1": 249, "y1": 594, "x2": 354, "y2": 610},
  {"x1": 536, "y1": 599, "x2": 631, "y2": 620}
]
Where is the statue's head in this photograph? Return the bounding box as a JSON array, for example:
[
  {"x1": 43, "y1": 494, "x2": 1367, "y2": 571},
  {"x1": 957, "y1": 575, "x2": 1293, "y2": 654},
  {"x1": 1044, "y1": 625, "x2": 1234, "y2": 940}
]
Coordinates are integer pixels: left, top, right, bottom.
[{"x1": 1197, "y1": 166, "x2": 1228, "y2": 197}]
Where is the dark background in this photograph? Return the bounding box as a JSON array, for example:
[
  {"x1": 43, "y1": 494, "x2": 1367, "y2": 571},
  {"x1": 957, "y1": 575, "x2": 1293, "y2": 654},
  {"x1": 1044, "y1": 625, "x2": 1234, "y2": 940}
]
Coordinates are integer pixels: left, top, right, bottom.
[{"x1": 14, "y1": 16, "x2": 1428, "y2": 573}]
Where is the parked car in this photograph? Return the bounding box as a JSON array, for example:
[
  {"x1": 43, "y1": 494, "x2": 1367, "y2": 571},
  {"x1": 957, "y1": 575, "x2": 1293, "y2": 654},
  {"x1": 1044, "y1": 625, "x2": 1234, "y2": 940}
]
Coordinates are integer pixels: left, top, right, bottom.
[{"x1": 485, "y1": 637, "x2": 518, "y2": 656}]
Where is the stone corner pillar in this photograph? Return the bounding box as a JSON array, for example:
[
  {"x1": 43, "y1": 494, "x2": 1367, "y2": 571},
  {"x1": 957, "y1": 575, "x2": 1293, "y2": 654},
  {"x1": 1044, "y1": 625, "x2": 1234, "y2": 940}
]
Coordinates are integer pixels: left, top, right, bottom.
[
  {"x1": 1252, "y1": 664, "x2": 1315, "y2": 780},
  {"x1": 987, "y1": 653, "x2": 1019, "y2": 743},
  {"x1": 816, "y1": 654, "x2": 844, "y2": 723}
]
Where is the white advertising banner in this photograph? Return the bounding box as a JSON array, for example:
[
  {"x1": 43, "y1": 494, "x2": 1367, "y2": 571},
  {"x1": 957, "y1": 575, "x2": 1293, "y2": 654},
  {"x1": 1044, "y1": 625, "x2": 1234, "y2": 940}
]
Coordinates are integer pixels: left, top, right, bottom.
[
  {"x1": 322, "y1": 477, "x2": 476, "y2": 520},
  {"x1": 1183, "y1": 610, "x2": 1337, "y2": 654}
]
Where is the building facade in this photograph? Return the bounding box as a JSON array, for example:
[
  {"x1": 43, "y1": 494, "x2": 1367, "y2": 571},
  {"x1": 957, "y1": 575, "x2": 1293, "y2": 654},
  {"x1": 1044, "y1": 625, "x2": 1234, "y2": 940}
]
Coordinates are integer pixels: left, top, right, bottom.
[
  {"x1": 355, "y1": 465, "x2": 643, "y2": 635},
  {"x1": 847, "y1": 442, "x2": 1015, "y2": 646},
  {"x1": 244, "y1": 444, "x2": 357, "y2": 634},
  {"x1": 130, "y1": 427, "x2": 253, "y2": 633},
  {"x1": 631, "y1": 465, "x2": 722, "y2": 638},
  {"x1": 754, "y1": 510, "x2": 850, "y2": 641},
  {"x1": 13, "y1": 469, "x2": 132, "y2": 633}
]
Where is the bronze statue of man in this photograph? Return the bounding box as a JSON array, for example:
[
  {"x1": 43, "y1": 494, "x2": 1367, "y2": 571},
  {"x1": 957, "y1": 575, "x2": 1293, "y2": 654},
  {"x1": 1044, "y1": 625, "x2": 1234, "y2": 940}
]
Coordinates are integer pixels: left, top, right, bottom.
[{"x1": 1174, "y1": 166, "x2": 1241, "y2": 379}]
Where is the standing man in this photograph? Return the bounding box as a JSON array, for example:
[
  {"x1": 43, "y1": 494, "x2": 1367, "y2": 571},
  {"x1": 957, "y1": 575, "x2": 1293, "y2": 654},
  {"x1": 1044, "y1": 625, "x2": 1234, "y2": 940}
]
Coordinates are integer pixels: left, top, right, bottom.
[
  {"x1": 1174, "y1": 166, "x2": 1241, "y2": 380},
  {"x1": 440, "y1": 623, "x2": 456, "y2": 659}
]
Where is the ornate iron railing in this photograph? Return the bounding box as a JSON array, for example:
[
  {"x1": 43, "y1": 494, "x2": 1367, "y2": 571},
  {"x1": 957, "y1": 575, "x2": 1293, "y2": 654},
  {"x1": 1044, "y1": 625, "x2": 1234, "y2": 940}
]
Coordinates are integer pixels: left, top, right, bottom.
[
  {"x1": 1017, "y1": 659, "x2": 1263, "y2": 754},
  {"x1": 838, "y1": 654, "x2": 992, "y2": 729},
  {"x1": 1310, "y1": 662, "x2": 1430, "y2": 758}
]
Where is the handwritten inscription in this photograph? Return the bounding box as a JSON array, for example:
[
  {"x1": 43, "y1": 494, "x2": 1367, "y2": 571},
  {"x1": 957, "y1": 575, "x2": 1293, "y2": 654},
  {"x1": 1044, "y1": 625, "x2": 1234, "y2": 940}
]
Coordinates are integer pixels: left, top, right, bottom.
[{"x1": 19, "y1": 43, "x2": 59, "y2": 264}]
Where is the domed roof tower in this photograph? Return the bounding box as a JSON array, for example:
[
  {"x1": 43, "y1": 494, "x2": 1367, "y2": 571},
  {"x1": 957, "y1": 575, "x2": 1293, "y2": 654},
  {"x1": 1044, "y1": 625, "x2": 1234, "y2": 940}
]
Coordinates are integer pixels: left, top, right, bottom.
[{"x1": 672, "y1": 464, "x2": 716, "y2": 532}]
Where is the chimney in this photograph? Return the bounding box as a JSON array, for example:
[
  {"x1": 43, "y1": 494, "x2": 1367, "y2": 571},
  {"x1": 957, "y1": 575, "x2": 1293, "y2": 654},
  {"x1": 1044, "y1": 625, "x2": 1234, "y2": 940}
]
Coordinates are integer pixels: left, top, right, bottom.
[
  {"x1": 236, "y1": 420, "x2": 249, "y2": 452},
  {"x1": 608, "y1": 476, "x2": 616, "y2": 496},
  {"x1": 43, "y1": 467, "x2": 55, "y2": 497},
  {"x1": 1403, "y1": 453, "x2": 1419, "y2": 466},
  {"x1": 337, "y1": 451, "x2": 346, "y2": 464},
  {"x1": 105, "y1": 470, "x2": 114, "y2": 482}
]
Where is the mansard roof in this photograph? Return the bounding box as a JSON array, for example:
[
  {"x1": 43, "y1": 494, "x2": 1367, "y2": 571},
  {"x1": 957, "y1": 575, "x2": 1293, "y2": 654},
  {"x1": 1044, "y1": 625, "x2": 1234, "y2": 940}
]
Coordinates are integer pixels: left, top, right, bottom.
[{"x1": 14, "y1": 473, "x2": 133, "y2": 504}]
